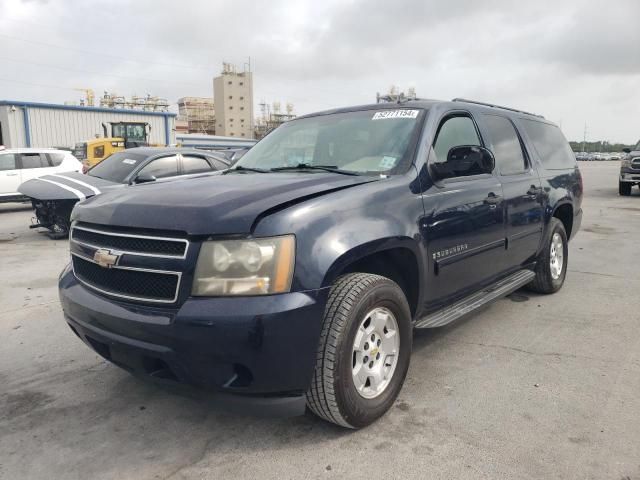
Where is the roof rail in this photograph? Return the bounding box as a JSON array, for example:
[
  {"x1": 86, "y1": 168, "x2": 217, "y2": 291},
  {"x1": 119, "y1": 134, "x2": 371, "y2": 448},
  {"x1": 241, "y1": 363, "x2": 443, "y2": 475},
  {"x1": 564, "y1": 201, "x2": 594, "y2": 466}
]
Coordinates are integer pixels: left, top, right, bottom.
[{"x1": 451, "y1": 98, "x2": 544, "y2": 119}]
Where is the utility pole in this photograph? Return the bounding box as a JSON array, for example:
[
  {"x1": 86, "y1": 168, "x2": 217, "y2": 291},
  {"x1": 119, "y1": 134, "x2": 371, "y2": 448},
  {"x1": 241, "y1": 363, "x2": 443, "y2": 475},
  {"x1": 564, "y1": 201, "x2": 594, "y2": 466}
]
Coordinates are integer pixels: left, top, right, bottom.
[{"x1": 581, "y1": 123, "x2": 588, "y2": 152}]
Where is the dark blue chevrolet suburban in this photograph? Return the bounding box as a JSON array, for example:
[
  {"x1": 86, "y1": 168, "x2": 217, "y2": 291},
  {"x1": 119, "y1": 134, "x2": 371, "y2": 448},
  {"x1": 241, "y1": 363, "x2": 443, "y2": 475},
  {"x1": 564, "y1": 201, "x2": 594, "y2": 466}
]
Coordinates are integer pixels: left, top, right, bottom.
[{"x1": 59, "y1": 99, "x2": 583, "y2": 428}]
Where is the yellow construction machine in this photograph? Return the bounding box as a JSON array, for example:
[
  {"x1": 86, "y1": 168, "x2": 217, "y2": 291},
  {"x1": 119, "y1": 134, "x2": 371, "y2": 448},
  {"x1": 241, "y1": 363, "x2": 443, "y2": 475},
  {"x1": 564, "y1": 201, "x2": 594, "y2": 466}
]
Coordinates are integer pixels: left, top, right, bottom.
[{"x1": 73, "y1": 121, "x2": 152, "y2": 169}]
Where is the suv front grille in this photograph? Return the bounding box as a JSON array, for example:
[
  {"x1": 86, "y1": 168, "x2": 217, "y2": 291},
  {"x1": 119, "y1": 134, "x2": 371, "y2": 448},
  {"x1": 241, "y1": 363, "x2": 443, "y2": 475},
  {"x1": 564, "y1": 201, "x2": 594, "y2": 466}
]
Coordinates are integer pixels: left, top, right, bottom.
[
  {"x1": 70, "y1": 224, "x2": 189, "y2": 304},
  {"x1": 71, "y1": 225, "x2": 187, "y2": 258},
  {"x1": 72, "y1": 254, "x2": 181, "y2": 303}
]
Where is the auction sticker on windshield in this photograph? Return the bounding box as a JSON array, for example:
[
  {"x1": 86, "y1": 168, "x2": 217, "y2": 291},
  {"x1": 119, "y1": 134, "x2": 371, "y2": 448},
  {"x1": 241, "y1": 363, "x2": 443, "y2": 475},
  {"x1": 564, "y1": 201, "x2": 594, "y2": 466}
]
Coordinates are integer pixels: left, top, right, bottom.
[{"x1": 372, "y1": 110, "x2": 419, "y2": 120}]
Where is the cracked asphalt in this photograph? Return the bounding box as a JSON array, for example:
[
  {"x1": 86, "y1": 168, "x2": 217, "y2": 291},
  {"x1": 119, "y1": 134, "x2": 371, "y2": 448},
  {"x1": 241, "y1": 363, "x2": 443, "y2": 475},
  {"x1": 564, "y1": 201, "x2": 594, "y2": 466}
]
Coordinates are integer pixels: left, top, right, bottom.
[{"x1": 1, "y1": 161, "x2": 639, "y2": 479}]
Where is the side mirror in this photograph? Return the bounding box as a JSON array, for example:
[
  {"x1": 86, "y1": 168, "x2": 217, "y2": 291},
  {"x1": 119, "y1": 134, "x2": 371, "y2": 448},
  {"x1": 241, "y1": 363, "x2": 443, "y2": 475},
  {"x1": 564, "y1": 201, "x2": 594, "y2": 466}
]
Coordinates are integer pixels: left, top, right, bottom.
[
  {"x1": 622, "y1": 148, "x2": 631, "y2": 154},
  {"x1": 431, "y1": 145, "x2": 495, "y2": 180},
  {"x1": 133, "y1": 172, "x2": 156, "y2": 184}
]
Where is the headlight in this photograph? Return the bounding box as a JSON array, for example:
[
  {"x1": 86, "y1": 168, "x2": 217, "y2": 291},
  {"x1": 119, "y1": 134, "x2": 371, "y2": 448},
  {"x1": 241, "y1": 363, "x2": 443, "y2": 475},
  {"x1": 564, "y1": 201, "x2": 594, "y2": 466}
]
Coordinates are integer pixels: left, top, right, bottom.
[
  {"x1": 192, "y1": 235, "x2": 295, "y2": 296},
  {"x1": 621, "y1": 156, "x2": 631, "y2": 168}
]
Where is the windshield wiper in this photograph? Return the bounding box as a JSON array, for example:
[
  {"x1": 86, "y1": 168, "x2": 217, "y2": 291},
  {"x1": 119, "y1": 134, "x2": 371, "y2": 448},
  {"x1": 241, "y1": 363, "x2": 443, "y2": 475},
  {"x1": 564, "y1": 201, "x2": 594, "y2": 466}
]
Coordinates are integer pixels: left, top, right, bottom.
[
  {"x1": 223, "y1": 165, "x2": 270, "y2": 174},
  {"x1": 270, "y1": 163, "x2": 360, "y2": 176}
]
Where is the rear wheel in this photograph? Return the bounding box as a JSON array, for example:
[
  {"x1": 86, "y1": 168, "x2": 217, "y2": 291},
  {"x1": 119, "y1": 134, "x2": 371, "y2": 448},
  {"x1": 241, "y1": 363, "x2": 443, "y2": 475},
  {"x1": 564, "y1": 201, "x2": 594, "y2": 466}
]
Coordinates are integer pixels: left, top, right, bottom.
[
  {"x1": 527, "y1": 218, "x2": 568, "y2": 294},
  {"x1": 306, "y1": 273, "x2": 412, "y2": 428},
  {"x1": 619, "y1": 181, "x2": 632, "y2": 196}
]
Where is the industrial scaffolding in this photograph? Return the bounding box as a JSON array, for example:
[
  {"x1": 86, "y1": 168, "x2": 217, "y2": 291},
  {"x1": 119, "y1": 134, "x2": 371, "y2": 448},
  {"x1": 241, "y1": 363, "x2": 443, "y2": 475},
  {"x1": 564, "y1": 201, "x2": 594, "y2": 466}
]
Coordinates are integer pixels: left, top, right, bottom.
[
  {"x1": 255, "y1": 101, "x2": 295, "y2": 139},
  {"x1": 177, "y1": 97, "x2": 216, "y2": 135}
]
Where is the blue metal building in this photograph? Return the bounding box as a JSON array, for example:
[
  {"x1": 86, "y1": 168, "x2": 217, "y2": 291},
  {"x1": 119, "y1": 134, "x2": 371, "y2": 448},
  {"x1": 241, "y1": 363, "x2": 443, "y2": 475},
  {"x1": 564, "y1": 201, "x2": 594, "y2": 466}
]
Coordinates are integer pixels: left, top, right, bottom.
[{"x1": 0, "y1": 100, "x2": 176, "y2": 149}]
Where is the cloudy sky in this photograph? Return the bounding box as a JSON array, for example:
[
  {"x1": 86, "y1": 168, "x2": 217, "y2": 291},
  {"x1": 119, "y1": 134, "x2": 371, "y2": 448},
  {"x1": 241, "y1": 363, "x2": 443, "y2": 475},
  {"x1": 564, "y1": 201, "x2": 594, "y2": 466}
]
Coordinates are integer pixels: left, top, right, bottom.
[{"x1": 1, "y1": 0, "x2": 639, "y2": 143}]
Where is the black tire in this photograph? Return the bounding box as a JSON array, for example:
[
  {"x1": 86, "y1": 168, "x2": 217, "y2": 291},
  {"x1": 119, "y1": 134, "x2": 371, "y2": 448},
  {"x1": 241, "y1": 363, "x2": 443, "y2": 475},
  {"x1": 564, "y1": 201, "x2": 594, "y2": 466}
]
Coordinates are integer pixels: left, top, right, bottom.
[
  {"x1": 619, "y1": 182, "x2": 632, "y2": 196},
  {"x1": 527, "y1": 218, "x2": 568, "y2": 294},
  {"x1": 306, "y1": 273, "x2": 412, "y2": 428}
]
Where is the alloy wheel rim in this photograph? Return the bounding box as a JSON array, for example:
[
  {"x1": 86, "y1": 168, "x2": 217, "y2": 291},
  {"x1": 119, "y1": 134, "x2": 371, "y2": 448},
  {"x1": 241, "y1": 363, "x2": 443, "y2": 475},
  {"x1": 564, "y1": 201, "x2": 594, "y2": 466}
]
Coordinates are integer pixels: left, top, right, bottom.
[
  {"x1": 550, "y1": 232, "x2": 564, "y2": 280},
  {"x1": 351, "y1": 307, "x2": 400, "y2": 399}
]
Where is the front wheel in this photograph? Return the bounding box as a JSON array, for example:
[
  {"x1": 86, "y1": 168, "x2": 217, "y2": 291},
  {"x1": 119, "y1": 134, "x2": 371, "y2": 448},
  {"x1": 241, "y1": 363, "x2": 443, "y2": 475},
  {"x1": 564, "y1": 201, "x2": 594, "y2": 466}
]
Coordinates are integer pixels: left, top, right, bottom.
[
  {"x1": 306, "y1": 273, "x2": 412, "y2": 428},
  {"x1": 619, "y1": 181, "x2": 632, "y2": 196},
  {"x1": 527, "y1": 218, "x2": 568, "y2": 294}
]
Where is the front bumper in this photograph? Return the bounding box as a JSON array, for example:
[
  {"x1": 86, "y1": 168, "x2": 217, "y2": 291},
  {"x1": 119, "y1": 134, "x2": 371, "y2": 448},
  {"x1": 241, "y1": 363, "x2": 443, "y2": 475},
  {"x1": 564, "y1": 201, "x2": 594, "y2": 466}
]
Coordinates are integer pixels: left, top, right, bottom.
[
  {"x1": 620, "y1": 171, "x2": 640, "y2": 183},
  {"x1": 59, "y1": 266, "x2": 328, "y2": 416}
]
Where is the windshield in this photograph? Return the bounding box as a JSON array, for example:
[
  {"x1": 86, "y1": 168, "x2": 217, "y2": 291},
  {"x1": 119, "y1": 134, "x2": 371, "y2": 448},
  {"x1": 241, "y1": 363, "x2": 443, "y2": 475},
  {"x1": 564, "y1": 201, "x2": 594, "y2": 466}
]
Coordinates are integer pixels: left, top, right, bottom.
[
  {"x1": 112, "y1": 124, "x2": 146, "y2": 142},
  {"x1": 635, "y1": 141, "x2": 640, "y2": 151},
  {"x1": 236, "y1": 109, "x2": 425, "y2": 175},
  {"x1": 88, "y1": 152, "x2": 148, "y2": 183}
]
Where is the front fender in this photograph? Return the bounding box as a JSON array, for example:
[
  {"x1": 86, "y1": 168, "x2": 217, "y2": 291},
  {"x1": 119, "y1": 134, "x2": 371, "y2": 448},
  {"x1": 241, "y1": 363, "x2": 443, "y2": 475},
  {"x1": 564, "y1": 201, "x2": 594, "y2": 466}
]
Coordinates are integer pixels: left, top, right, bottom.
[
  {"x1": 252, "y1": 175, "x2": 426, "y2": 292},
  {"x1": 321, "y1": 236, "x2": 423, "y2": 288}
]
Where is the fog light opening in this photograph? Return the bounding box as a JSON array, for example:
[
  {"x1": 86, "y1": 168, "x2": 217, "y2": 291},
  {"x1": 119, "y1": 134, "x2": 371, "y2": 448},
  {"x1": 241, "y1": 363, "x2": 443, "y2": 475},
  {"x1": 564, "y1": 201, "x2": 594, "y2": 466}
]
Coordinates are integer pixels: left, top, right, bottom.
[
  {"x1": 228, "y1": 364, "x2": 253, "y2": 388},
  {"x1": 143, "y1": 358, "x2": 178, "y2": 382}
]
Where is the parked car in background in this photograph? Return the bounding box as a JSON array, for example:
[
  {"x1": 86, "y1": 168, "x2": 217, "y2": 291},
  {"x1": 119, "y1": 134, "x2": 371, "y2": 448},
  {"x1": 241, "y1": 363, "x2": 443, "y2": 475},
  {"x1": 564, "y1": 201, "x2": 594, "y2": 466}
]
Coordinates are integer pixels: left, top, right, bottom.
[
  {"x1": 216, "y1": 147, "x2": 251, "y2": 163},
  {"x1": 619, "y1": 143, "x2": 640, "y2": 195},
  {"x1": 18, "y1": 147, "x2": 232, "y2": 237},
  {"x1": 59, "y1": 99, "x2": 583, "y2": 428},
  {"x1": 0, "y1": 148, "x2": 82, "y2": 203}
]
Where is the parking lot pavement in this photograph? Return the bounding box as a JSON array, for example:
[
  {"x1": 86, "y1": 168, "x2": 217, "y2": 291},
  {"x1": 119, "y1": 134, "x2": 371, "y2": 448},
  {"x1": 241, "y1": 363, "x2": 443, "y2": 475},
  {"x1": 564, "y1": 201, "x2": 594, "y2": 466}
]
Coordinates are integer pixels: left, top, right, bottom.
[{"x1": 0, "y1": 161, "x2": 639, "y2": 480}]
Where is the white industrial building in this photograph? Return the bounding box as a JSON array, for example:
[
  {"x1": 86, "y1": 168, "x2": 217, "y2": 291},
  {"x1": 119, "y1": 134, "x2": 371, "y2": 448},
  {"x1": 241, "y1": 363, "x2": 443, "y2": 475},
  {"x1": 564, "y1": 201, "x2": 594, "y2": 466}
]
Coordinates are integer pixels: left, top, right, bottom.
[
  {"x1": 0, "y1": 100, "x2": 176, "y2": 149},
  {"x1": 213, "y1": 63, "x2": 254, "y2": 139}
]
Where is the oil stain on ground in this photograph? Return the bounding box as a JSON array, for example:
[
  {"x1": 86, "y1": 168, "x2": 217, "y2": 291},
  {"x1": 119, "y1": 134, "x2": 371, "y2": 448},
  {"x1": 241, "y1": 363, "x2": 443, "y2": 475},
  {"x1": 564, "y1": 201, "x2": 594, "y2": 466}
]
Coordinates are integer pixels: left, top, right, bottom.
[
  {"x1": 582, "y1": 224, "x2": 616, "y2": 235},
  {"x1": 1, "y1": 390, "x2": 55, "y2": 419}
]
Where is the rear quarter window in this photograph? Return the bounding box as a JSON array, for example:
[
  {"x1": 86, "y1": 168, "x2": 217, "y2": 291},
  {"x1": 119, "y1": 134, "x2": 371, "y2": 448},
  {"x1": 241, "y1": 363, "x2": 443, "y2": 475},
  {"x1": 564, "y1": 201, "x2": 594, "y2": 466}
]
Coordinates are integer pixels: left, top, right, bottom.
[
  {"x1": 49, "y1": 153, "x2": 66, "y2": 166},
  {"x1": 521, "y1": 120, "x2": 576, "y2": 169}
]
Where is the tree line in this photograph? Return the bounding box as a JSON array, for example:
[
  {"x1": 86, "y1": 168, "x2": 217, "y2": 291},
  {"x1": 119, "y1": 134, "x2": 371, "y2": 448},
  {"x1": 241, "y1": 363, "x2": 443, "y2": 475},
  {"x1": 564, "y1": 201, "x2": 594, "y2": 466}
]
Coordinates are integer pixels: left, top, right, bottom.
[{"x1": 569, "y1": 140, "x2": 638, "y2": 153}]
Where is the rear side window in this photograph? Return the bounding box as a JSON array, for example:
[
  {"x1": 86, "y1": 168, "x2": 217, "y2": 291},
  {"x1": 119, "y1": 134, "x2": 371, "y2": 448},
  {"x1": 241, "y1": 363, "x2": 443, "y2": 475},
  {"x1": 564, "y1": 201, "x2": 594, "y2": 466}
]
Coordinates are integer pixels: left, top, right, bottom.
[
  {"x1": 0, "y1": 153, "x2": 17, "y2": 171},
  {"x1": 482, "y1": 115, "x2": 527, "y2": 175},
  {"x1": 521, "y1": 120, "x2": 575, "y2": 169},
  {"x1": 20, "y1": 153, "x2": 50, "y2": 169},
  {"x1": 138, "y1": 155, "x2": 179, "y2": 179},
  {"x1": 433, "y1": 116, "x2": 481, "y2": 163},
  {"x1": 181, "y1": 155, "x2": 212, "y2": 174},
  {"x1": 49, "y1": 153, "x2": 66, "y2": 166}
]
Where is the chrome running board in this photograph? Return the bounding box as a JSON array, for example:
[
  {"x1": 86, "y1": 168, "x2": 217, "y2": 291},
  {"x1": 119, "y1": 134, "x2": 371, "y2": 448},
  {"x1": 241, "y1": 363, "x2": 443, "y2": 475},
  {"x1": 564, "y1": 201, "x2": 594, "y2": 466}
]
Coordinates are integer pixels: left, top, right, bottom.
[{"x1": 414, "y1": 269, "x2": 535, "y2": 329}]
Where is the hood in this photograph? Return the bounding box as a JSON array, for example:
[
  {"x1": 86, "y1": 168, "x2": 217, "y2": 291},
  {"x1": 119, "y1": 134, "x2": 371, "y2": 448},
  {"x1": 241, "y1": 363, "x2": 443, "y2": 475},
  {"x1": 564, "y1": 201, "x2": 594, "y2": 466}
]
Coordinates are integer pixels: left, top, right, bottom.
[
  {"x1": 18, "y1": 172, "x2": 120, "y2": 201},
  {"x1": 72, "y1": 172, "x2": 376, "y2": 235}
]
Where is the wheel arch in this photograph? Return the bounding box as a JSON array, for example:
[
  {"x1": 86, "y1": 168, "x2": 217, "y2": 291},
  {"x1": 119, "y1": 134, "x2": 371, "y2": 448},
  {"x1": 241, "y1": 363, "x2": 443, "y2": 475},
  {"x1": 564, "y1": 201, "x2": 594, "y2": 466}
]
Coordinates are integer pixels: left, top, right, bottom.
[
  {"x1": 551, "y1": 202, "x2": 574, "y2": 239},
  {"x1": 322, "y1": 238, "x2": 423, "y2": 319}
]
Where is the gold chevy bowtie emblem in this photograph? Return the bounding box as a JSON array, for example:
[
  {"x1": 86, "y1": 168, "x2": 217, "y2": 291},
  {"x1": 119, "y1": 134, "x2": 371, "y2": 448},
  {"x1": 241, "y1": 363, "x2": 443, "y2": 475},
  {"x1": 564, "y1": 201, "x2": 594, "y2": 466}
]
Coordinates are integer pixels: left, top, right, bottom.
[{"x1": 93, "y1": 249, "x2": 119, "y2": 268}]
